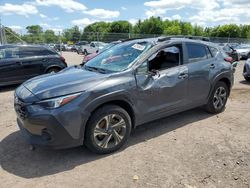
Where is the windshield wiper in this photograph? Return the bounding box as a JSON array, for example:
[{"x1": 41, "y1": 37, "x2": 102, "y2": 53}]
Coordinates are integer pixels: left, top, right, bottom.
[{"x1": 84, "y1": 65, "x2": 108, "y2": 74}]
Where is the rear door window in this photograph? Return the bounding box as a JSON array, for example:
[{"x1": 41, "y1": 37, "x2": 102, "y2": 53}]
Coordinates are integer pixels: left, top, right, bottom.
[
  {"x1": 19, "y1": 47, "x2": 55, "y2": 58},
  {"x1": 186, "y1": 43, "x2": 207, "y2": 63},
  {"x1": 0, "y1": 47, "x2": 19, "y2": 60}
]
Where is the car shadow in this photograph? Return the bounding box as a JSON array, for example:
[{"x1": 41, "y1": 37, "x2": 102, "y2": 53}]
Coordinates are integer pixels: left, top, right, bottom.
[
  {"x1": 0, "y1": 84, "x2": 19, "y2": 92},
  {"x1": 239, "y1": 80, "x2": 250, "y2": 85},
  {"x1": 0, "y1": 108, "x2": 212, "y2": 179}
]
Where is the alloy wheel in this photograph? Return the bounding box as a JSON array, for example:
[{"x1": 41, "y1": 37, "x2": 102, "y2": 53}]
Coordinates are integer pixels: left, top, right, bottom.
[
  {"x1": 213, "y1": 86, "x2": 227, "y2": 110},
  {"x1": 93, "y1": 114, "x2": 127, "y2": 149}
]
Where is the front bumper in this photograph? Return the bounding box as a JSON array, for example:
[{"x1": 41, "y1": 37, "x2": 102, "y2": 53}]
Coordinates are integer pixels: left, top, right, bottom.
[
  {"x1": 243, "y1": 63, "x2": 250, "y2": 78},
  {"x1": 15, "y1": 97, "x2": 89, "y2": 149}
]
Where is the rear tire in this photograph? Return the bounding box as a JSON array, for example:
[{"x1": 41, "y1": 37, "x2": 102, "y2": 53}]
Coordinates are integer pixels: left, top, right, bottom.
[
  {"x1": 85, "y1": 105, "x2": 132, "y2": 154},
  {"x1": 46, "y1": 67, "x2": 61, "y2": 74},
  {"x1": 204, "y1": 81, "x2": 229, "y2": 114}
]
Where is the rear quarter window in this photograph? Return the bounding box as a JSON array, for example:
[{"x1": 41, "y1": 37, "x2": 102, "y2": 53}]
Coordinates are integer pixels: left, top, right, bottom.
[{"x1": 209, "y1": 47, "x2": 219, "y2": 57}]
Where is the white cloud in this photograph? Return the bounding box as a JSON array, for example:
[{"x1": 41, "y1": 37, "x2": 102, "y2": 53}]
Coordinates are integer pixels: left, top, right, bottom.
[
  {"x1": 128, "y1": 19, "x2": 138, "y2": 26},
  {"x1": 39, "y1": 13, "x2": 47, "y2": 18},
  {"x1": 189, "y1": 7, "x2": 250, "y2": 26},
  {"x1": 121, "y1": 7, "x2": 127, "y2": 10},
  {"x1": 172, "y1": 14, "x2": 181, "y2": 20},
  {"x1": 35, "y1": 0, "x2": 87, "y2": 12},
  {"x1": 163, "y1": 14, "x2": 181, "y2": 21},
  {"x1": 145, "y1": 8, "x2": 167, "y2": 17},
  {"x1": 83, "y1": 9, "x2": 120, "y2": 19},
  {"x1": 49, "y1": 28, "x2": 63, "y2": 35},
  {"x1": 71, "y1": 18, "x2": 98, "y2": 27},
  {"x1": 144, "y1": 0, "x2": 219, "y2": 18},
  {"x1": 40, "y1": 23, "x2": 50, "y2": 28},
  {"x1": 0, "y1": 3, "x2": 38, "y2": 17},
  {"x1": 52, "y1": 17, "x2": 59, "y2": 21},
  {"x1": 8, "y1": 25, "x2": 22, "y2": 33},
  {"x1": 144, "y1": 0, "x2": 186, "y2": 9},
  {"x1": 144, "y1": 0, "x2": 219, "y2": 10}
]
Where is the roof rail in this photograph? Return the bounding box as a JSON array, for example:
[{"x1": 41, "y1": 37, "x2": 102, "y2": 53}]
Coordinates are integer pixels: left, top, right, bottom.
[{"x1": 157, "y1": 35, "x2": 210, "y2": 42}]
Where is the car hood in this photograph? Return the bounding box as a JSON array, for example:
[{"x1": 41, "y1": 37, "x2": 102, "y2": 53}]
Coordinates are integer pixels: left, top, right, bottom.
[
  {"x1": 236, "y1": 49, "x2": 249, "y2": 53},
  {"x1": 23, "y1": 66, "x2": 109, "y2": 100}
]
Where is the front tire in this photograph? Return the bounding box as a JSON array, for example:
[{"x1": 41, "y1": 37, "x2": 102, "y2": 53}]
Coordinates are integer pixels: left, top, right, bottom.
[
  {"x1": 204, "y1": 81, "x2": 229, "y2": 114},
  {"x1": 85, "y1": 105, "x2": 132, "y2": 154}
]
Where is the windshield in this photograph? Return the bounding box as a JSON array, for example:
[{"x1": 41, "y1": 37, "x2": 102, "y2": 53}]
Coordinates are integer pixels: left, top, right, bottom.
[{"x1": 84, "y1": 41, "x2": 152, "y2": 72}]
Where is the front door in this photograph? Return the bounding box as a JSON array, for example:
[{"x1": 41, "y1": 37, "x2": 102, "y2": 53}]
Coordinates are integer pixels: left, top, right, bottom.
[{"x1": 135, "y1": 44, "x2": 188, "y2": 124}]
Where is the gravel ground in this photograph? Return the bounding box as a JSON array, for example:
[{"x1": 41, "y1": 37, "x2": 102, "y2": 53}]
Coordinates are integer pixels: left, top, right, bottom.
[{"x1": 0, "y1": 52, "x2": 249, "y2": 188}]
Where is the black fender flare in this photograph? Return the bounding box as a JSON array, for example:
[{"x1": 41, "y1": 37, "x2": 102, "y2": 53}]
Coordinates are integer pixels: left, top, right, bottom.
[{"x1": 207, "y1": 71, "x2": 233, "y2": 101}]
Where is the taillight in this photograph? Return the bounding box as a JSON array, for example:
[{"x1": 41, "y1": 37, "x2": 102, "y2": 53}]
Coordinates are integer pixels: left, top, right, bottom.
[
  {"x1": 60, "y1": 56, "x2": 67, "y2": 66},
  {"x1": 224, "y1": 57, "x2": 233, "y2": 64}
]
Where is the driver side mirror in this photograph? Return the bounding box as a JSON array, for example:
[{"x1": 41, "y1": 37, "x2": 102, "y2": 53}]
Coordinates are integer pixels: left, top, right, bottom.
[{"x1": 136, "y1": 60, "x2": 160, "y2": 77}]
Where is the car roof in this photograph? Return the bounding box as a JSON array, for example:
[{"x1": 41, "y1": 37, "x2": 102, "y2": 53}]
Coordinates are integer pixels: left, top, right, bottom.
[
  {"x1": 0, "y1": 44, "x2": 47, "y2": 48},
  {"x1": 120, "y1": 37, "x2": 218, "y2": 48}
]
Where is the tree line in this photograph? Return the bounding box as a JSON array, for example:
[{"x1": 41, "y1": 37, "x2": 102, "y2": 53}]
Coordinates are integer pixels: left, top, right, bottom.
[{"x1": 5, "y1": 16, "x2": 250, "y2": 44}]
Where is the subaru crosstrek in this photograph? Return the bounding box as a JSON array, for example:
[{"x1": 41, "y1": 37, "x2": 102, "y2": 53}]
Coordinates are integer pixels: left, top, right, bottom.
[{"x1": 14, "y1": 38, "x2": 234, "y2": 154}]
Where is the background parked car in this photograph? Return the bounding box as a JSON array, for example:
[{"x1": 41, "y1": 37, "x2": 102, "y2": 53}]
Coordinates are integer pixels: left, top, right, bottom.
[
  {"x1": 54, "y1": 44, "x2": 66, "y2": 52},
  {"x1": 77, "y1": 41, "x2": 107, "y2": 55},
  {"x1": 82, "y1": 41, "x2": 121, "y2": 64},
  {"x1": 243, "y1": 58, "x2": 250, "y2": 81},
  {"x1": 221, "y1": 44, "x2": 240, "y2": 61},
  {"x1": 235, "y1": 44, "x2": 250, "y2": 59},
  {"x1": 0, "y1": 45, "x2": 67, "y2": 86}
]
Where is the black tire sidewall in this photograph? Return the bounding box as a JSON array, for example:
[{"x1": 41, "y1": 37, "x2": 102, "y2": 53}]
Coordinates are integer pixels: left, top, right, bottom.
[
  {"x1": 85, "y1": 105, "x2": 132, "y2": 154},
  {"x1": 46, "y1": 68, "x2": 60, "y2": 73},
  {"x1": 206, "y1": 81, "x2": 229, "y2": 114}
]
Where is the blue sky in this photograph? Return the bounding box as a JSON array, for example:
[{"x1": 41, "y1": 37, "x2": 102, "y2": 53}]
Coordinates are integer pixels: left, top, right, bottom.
[{"x1": 0, "y1": 0, "x2": 249, "y2": 34}]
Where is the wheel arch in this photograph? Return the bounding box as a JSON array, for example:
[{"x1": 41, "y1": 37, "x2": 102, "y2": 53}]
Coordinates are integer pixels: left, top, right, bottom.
[
  {"x1": 209, "y1": 72, "x2": 233, "y2": 99},
  {"x1": 87, "y1": 99, "x2": 136, "y2": 129},
  {"x1": 44, "y1": 65, "x2": 63, "y2": 73}
]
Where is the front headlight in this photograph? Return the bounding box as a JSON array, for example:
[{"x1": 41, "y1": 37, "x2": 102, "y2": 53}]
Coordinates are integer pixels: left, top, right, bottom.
[{"x1": 37, "y1": 92, "x2": 82, "y2": 109}]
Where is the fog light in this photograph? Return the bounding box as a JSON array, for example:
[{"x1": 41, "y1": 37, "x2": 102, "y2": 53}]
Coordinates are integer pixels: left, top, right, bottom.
[{"x1": 41, "y1": 129, "x2": 52, "y2": 141}]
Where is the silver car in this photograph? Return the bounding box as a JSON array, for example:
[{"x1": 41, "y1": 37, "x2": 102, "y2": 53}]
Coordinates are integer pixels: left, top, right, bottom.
[{"x1": 243, "y1": 58, "x2": 250, "y2": 81}]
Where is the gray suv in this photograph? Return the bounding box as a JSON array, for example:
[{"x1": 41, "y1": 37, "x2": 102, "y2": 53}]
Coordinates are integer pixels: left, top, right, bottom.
[{"x1": 14, "y1": 38, "x2": 234, "y2": 154}]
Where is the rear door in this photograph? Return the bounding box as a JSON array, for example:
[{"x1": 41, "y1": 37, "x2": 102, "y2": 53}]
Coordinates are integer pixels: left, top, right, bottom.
[
  {"x1": 18, "y1": 46, "x2": 47, "y2": 80},
  {"x1": 184, "y1": 42, "x2": 214, "y2": 105},
  {"x1": 0, "y1": 46, "x2": 25, "y2": 85}
]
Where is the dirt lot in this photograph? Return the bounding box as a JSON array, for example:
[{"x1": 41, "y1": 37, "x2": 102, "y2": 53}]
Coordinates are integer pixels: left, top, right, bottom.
[{"x1": 0, "y1": 52, "x2": 249, "y2": 188}]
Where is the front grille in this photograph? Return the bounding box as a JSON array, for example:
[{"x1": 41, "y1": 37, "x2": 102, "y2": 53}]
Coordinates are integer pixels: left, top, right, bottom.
[{"x1": 14, "y1": 96, "x2": 27, "y2": 119}]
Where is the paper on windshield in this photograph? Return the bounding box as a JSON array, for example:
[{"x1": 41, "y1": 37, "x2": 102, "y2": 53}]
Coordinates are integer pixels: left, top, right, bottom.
[{"x1": 131, "y1": 43, "x2": 146, "y2": 51}]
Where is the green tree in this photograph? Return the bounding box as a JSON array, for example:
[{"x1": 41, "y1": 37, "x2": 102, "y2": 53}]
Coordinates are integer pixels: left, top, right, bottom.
[
  {"x1": 216, "y1": 24, "x2": 240, "y2": 38},
  {"x1": 24, "y1": 25, "x2": 43, "y2": 43},
  {"x1": 180, "y1": 22, "x2": 193, "y2": 35},
  {"x1": 163, "y1": 20, "x2": 181, "y2": 35},
  {"x1": 44, "y1": 30, "x2": 58, "y2": 43},
  {"x1": 193, "y1": 24, "x2": 204, "y2": 36},
  {"x1": 108, "y1": 21, "x2": 132, "y2": 33},
  {"x1": 137, "y1": 17, "x2": 164, "y2": 34},
  {"x1": 71, "y1": 26, "x2": 81, "y2": 42}
]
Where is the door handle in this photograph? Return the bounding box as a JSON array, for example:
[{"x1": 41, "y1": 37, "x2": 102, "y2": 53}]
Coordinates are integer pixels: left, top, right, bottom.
[
  {"x1": 178, "y1": 72, "x2": 188, "y2": 79},
  {"x1": 210, "y1": 64, "x2": 215, "y2": 69}
]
